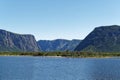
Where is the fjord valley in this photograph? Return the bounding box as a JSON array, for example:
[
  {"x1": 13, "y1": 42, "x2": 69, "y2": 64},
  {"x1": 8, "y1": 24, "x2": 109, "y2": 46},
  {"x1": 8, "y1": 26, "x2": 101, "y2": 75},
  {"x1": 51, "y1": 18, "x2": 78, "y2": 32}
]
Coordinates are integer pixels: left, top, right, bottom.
[
  {"x1": 1, "y1": 0, "x2": 120, "y2": 80},
  {"x1": 1, "y1": 25, "x2": 120, "y2": 58}
]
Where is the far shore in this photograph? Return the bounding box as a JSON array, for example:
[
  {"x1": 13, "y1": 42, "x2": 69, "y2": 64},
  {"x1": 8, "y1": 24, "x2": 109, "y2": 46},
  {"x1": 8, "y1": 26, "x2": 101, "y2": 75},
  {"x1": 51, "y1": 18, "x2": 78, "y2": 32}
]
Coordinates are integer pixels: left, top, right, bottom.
[
  {"x1": 0, "y1": 51, "x2": 120, "y2": 58},
  {"x1": 0, "y1": 54, "x2": 119, "y2": 58}
]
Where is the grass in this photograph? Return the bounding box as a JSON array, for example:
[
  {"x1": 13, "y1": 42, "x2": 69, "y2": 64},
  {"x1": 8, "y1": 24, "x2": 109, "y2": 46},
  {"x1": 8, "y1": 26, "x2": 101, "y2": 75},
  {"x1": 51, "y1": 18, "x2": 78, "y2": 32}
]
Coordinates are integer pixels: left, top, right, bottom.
[{"x1": 0, "y1": 51, "x2": 120, "y2": 58}]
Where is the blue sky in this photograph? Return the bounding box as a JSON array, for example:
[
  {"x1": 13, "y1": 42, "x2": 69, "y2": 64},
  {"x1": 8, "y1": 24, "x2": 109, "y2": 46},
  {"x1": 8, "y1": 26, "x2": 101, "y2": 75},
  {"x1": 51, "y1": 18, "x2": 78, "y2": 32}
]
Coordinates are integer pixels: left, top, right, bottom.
[{"x1": 0, "y1": 0, "x2": 120, "y2": 40}]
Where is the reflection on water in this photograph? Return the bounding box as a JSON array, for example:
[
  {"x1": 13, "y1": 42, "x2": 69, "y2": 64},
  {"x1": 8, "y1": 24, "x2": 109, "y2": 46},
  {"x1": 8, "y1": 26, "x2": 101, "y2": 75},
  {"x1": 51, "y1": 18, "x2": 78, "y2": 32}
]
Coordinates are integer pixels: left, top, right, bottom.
[{"x1": 0, "y1": 56, "x2": 120, "y2": 80}]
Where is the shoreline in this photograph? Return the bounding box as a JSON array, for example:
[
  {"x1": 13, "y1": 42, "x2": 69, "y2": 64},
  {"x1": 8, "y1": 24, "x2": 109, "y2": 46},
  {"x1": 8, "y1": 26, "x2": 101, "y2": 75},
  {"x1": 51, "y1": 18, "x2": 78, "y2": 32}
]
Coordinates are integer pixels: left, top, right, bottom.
[
  {"x1": 0, "y1": 54, "x2": 118, "y2": 58},
  {"x1": 0, "y1": 52, "x2": 120, "y2": 58}
]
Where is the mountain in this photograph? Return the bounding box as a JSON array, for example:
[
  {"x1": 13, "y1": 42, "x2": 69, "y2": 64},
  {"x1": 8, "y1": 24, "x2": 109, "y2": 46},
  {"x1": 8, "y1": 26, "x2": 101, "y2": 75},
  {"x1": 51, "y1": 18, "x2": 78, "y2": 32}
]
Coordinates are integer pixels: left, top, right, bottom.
[
  {"x1": 37, "y1": 39, "x2": 81, "y2": 52},
  {"x1": 0, "y1": 29, "x2": 39, "y2": 52},
  {"x1": 75, "y1": 25, "x2": 120, "y2": 52}
]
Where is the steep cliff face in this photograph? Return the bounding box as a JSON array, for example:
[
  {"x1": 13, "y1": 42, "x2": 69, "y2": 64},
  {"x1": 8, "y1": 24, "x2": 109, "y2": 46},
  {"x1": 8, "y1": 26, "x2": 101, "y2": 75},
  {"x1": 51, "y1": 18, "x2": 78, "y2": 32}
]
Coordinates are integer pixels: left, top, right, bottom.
[
  {"x1": 37, "y1": 39, "x2": 81, "y2": 52},
  {"x1": 75, "y1": 25, "x2": 120, "y2": 52},
  {"x1": 0, "y1": 29, "x2": 39, "y2": 52}
]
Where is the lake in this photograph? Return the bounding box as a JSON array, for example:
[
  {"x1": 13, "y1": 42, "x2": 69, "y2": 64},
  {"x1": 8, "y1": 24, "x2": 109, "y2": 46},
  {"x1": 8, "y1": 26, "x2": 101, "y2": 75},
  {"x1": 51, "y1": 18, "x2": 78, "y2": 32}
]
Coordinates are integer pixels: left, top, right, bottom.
[{"x1": 0, "y1": 56, "x2": 120, "y2": 80}]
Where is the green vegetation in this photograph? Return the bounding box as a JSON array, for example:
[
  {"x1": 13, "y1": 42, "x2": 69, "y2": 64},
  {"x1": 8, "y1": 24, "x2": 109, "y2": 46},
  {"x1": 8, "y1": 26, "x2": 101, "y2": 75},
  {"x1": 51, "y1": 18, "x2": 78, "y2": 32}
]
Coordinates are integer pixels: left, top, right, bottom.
[{"x1": 0, "y1": 51, "x2": 120, "y2": 58}]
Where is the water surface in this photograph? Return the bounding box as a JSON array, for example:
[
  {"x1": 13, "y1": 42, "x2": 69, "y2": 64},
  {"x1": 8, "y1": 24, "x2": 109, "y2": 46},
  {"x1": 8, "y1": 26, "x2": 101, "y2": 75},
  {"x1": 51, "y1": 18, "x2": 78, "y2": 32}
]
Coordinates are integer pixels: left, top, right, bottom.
[{"x1": 0, "y1": 56, "x2": 120, "y2": 80}]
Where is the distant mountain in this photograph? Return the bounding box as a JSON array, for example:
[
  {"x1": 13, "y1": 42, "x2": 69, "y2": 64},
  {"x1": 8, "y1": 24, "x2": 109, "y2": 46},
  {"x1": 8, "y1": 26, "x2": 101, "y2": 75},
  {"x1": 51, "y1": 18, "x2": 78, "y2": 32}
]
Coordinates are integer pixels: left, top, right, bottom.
[
  {"x1": 37, "y1": 39, "x2": 81, "y2": 52},
  {"x1": 0, "y1": 29, "x2": 39, "y2": 52},
  {"x1": 75, "y1": 25, "x2": 120, "y2": 52}
]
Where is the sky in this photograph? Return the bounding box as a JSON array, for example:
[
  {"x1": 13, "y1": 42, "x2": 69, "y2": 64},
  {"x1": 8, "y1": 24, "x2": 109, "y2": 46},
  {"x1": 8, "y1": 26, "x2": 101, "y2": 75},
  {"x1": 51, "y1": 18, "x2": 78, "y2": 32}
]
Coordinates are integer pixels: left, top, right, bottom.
[{"x1": 0, "y1": 0, "x2": 120, "y2": 40}]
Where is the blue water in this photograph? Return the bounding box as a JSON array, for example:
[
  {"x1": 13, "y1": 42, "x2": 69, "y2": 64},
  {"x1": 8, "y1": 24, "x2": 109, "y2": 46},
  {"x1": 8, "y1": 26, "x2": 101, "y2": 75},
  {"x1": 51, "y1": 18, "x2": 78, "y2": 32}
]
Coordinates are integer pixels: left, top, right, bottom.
[{"x1": 0, "y1": 56, "x2": 120, "y2": 80}]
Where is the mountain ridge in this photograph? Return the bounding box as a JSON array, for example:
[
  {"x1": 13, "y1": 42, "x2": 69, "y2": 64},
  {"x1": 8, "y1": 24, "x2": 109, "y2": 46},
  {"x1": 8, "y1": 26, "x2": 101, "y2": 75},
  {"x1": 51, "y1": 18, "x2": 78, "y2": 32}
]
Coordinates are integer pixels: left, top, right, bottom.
[
  {"x1": 37, "y1": 39, "x2": 81, "y2": 52},
  {"x1": 75, "y1": 25, "x2": 120, "y2": 52}
]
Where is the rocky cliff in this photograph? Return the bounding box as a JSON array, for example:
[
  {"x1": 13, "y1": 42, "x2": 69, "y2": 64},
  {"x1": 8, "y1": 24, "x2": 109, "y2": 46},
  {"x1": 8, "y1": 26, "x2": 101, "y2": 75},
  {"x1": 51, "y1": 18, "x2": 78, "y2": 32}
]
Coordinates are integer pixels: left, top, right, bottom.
[{"x1": 0, "y1": 29, "x2": 39, "y2": 52}]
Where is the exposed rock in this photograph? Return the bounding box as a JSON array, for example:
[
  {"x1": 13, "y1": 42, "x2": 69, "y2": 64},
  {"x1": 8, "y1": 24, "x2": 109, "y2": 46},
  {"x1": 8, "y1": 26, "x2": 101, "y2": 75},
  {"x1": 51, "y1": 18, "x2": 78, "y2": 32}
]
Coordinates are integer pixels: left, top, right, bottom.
[
  {"x1": 75, "y1": 25, "x2": 120, "y2": 52},
  {"x1": 0, "y1": 29, "x2": 39, "y2": 52}
]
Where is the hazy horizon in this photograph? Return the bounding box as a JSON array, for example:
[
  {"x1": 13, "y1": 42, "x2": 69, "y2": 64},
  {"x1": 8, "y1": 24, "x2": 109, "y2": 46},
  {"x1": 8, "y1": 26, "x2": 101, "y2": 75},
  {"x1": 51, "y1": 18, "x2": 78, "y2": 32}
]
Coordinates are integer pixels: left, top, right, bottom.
[{"x1": 0, "y1": 0, "x2": 120, "y2": 40}]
